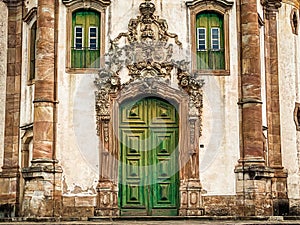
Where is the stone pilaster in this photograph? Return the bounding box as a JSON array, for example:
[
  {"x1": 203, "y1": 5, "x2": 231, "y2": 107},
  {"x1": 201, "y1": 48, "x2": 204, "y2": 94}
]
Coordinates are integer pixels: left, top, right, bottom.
[
  {"x1": 21, "y1": 0, "x2": 62, "y2": 217},
  {"x1": 0, "y1": 0, "x2": 23, "y2": 217},
  {"x1": 262, "y1": 0, "x2": 289, "y2": 215},
  {"x1": 235, "y1": 0, "x2": 274, "y2": 216},
  {"x1": 179, "y1": 116, "x2": 204, "y2": 216}
]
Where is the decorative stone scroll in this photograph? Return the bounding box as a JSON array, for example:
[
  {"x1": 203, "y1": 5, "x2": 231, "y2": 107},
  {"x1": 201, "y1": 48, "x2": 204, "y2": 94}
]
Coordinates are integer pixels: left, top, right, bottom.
[{"x1": 94, "y1": 0, "x2": 205, "y2": 216}]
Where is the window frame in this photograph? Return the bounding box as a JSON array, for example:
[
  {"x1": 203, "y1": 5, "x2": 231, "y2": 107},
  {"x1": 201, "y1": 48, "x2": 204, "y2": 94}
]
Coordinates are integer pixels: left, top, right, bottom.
[
  {"x1": 197, "y1": 27, "x2": 207, "y2": 51},
  {"x1": 211, "y1": 27, "x2": 220, "y2": 51},
  {"x1": 187, "y1": 0, "x2": 233, "y2": 76},
  {"x1": 74, "y1": 25, "x2": 84, "y2": 50},
  {"x1": 65, "y1": 2, "x2": 107, "y2": 73},
  {"x1": 88, "y1": 26, "x2": 98, "y2": 50}
]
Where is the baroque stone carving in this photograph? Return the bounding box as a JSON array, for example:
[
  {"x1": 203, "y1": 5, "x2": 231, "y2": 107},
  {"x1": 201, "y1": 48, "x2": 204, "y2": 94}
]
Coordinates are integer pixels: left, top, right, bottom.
[
  {"x1": 94, "y1": 0, "x2": 205, "y2": 216},
  {"x1": 95, "y1": 0, "x2": 205, "y2": 137},
  {"x1": 113, "y1": 0, "x2": 182, "y2": 46}
]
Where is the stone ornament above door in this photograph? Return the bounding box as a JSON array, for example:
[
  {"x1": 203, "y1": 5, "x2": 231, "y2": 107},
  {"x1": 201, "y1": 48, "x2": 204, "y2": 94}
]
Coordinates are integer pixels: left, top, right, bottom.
[{"x1": 95, "y1": 0, "x2": 205, "y2": 136}]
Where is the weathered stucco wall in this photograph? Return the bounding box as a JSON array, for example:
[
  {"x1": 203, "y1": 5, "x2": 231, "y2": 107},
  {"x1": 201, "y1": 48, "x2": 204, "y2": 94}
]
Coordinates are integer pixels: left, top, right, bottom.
[
  {"x1": 53, "y1": 0, "x2": 240, "y2": 197},
  {"x1": 56, "y1": 3, "x2": 99, "y2": 196},
  {"x1": 0, "y1": 2, "x2": 7, "y2": 169},
  {"x1": 278, "y1": 2, "x2": 300, "y2": 200},
  {"x1": 199, "y1": 4, "x2": 239, "y2": 195}
]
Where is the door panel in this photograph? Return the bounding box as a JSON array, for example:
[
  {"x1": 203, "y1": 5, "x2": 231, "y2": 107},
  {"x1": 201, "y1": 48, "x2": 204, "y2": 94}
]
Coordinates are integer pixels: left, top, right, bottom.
[
  {"x1": 151, "y1": 128, "x2": 178, "y2": 212},
  {"x1": 119, "y1": 98, "x2": 179, "y2": 216},
  {"x1": 120, "y1": 129, "x2": 147, "y2": 210}
]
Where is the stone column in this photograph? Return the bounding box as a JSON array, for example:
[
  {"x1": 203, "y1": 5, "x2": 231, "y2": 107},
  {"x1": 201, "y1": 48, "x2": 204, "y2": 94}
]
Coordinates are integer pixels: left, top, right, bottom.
[
  {"x1": 21, "y1": 0, "x2": 62, "y2": 217},
  {"x1": 235, "y1": 0, "x2": 274, "y2": 216},
  {"x1": 262, "y1": 0, "x2": 289, "y2": 216},
  {"x1": 0, "y1": 0, "x2": 22, "y2": 217}
]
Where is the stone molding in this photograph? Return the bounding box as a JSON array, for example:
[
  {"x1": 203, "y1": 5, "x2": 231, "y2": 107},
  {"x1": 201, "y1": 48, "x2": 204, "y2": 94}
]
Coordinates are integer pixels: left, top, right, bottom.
[
  {"x1": 23, "y1": 7, "x2": 37, "y2": 24},
  {"x1": 186, "y1": 0, "x2": 233, "y2": 74},
  {"x1": 261, "y1": 0, "x2": 282, "y2": 18},
  {"x1": 62, "y1": 0, "x2": 111, "y2": 8},
  {"x1": 186, "y1": 0, "x2": 233, "y2": 11}
]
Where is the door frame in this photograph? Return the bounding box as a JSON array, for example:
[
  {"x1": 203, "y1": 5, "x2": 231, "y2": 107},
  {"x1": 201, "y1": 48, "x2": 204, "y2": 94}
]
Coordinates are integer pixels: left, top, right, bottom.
[
  {"x1": 94, "y1": 78, "x2": 203, "y2": 216},
  {"x1": 118, "y1": 97, "x2": 180, "y2": 216}
]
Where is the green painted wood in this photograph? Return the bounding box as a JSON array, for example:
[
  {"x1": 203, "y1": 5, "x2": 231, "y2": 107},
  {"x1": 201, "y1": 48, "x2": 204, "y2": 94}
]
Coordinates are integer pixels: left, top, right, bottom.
[
  {"x1": 71, "y1": 10, "x2": 100, "y2": 68},
  {"x1": 119, "y1": 98, "x2": 179, "y2": 216},
  {"x1": 196, "y1": 11, "x2": 225, "y2": 70}
]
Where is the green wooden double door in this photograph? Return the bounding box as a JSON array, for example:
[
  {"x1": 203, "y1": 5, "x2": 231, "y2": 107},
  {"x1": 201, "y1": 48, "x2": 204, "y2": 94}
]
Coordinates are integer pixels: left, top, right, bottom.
[{"x1": 119, "y1": 97, "x2": 179, "y2": 216}]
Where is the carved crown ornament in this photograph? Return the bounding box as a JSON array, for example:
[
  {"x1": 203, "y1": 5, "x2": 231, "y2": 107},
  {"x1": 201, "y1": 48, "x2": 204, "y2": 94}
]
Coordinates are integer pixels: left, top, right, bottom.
[{"x1": 94, "y1": 0, "x2": 205, "y2": 137}]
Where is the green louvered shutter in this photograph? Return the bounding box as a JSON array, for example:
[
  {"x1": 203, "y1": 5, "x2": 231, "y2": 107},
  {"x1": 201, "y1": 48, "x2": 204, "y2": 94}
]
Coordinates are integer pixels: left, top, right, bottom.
[
  {"x1": 196, "y1": 11, "x2": 225, "y2": 70},
  {"x1": 72, "y1": 10, "x2": 100, "y2": 68}
]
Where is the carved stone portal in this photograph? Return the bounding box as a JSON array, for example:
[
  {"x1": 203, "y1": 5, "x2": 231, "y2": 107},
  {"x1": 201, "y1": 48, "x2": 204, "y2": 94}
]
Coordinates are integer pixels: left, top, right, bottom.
[{"x1": 95, "y1": 0, "x2": 204, "y2": 216}]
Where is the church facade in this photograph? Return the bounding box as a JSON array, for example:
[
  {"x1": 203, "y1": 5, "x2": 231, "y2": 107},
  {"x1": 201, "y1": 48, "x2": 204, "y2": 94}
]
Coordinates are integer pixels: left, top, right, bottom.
[{"x1": 0, "y1": 0, "x2": 299, "y2": 218}]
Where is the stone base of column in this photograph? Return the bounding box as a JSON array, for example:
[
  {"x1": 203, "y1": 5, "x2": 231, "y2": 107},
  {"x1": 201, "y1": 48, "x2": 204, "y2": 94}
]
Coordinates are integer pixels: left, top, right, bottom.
[
  {"x1": 21, "y1": 159, "x2": 62, "y2": 217},
  {"x1": 0, "y1": 168, "x2": 20, "y2": 217},
  {"x1": 272, "y1": 168, "x2": 289, "y2": 216},
  {"x1": 95, "y1": 181, "x2": 119, "y2": 216},
  {"x1": 179, "y1": 179, "x2": 204, "y2": 216},
  {"x1": 235, "y1": 164, "x2": 274, "y2": 216}
]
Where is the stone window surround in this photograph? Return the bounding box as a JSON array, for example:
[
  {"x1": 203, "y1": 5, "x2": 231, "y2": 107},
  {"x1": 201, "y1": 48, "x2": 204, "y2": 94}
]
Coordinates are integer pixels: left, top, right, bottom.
[
  {"x1": 63, "y1": 0, "x2": 108, "y2": 74},
  {"x1": 23, "y1": 7, "x2": 37, "y2": 85},
  {"x1": 186, "y1": 0, "x2": 233, "y2": 76},
  {"x1": 294, "y1": 102, "x2": 300, "y2": 130},
  {"x1": 291, "y1": 8, "x2": 299, "y2": 35}
]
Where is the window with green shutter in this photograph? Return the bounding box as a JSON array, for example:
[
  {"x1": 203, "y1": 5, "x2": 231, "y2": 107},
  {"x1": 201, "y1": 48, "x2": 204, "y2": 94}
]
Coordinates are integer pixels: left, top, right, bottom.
[
  {"x1": 72, "y1": 10, "x2": 100, "y2": 68},
  {"x1": 196, "y1": 11, "x2": 225, "y2": 70}
]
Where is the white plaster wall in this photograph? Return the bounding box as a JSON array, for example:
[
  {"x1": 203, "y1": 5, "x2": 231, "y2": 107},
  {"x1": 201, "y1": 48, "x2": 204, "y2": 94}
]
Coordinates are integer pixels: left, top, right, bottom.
[
  {"x1": 199, "y1": 4, "x2": 239, "y2": 195},
  {"x1": 19, "y1": 6, "x2": 36, "y2": 168},
  {"x1": 0, "y1": 2, "x2": 8, "y2": 169},
  {"x1": 57, "y1": 3, "x2": 99, "y2": 195},
  {"x1": 278, "y1": 3, "x2": 300, "y2": 199},
  {"x1": 56, "y1": 0, "x2": 239, "y2": 196}
]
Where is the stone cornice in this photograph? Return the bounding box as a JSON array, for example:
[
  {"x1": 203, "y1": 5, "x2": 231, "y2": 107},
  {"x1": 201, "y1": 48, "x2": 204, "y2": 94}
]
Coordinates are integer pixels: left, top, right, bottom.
[
  {"x1": 62, "y1": 0, "x2": 111, "y2": 8},
  {"x1": 261, "y1": 0, "x2": 282, "y2": 15},
  {"x1": 2, "y1": 0, "x2": 22, "y2": 7},
  {"x1": 186, "y1": 0, "x2": 234, "y2": 10}
]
